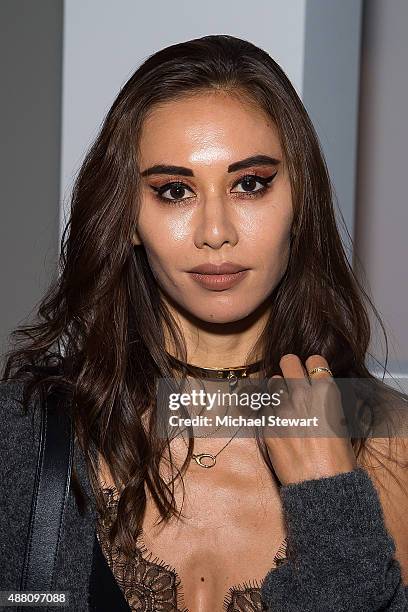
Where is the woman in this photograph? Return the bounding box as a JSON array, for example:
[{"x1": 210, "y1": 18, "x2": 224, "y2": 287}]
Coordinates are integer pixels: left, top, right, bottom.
[{"x1": 1, "y1": 34, "x2": 408, "y2": 611}]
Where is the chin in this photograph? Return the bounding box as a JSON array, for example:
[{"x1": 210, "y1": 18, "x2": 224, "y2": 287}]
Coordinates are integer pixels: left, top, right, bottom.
[
  {"x1": 160, "y1": 283, "x2": 268, "y2": 324},
  {"x1": 183, "y1": 299, "x2": 259, "y2": 325}
]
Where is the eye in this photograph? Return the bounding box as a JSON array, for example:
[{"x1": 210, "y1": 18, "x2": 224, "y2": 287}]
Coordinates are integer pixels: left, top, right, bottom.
[
  {"x1": 231, "y1": 173, "x2": 277, "y2": 195},
  {"x1": 150, "y1": 181, "x2": 195, "y2": 202}
]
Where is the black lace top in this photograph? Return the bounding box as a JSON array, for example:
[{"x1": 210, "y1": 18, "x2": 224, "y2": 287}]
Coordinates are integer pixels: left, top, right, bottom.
[{"x1": 96, "y1": 486, "x2": 288, "y2": 612}]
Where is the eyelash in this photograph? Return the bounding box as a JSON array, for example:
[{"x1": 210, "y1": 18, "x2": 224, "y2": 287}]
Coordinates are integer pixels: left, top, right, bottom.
[{"x1": 149, "y1": 172, "x2": 278, "y2": 206}]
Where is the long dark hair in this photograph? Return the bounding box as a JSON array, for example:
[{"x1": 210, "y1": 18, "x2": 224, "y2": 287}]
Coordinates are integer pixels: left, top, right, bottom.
[{"x1": 2, "y1": 34, "x2": 407, "y2": 556}]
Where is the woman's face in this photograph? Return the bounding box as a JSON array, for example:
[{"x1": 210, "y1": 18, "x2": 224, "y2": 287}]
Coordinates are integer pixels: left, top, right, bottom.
[{"x1": 132, "y1": 91, "x2": 293, "y2": 324}]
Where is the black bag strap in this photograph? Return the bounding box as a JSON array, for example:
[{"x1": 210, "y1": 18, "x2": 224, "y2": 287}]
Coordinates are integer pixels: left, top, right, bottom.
[{"x1": 19, "y1": 384, "x2": 74, "y2": 599}]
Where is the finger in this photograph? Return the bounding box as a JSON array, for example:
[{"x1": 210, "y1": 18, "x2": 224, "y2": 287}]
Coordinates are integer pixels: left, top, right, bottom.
[
  {"x1": 304, "y1": 354, "x2": 333, "y2": 384},
  {"x1": 304, "y1": 355, "x2": 344, "y2": 436},
  {"x1": 279, "y1": 354, "x2": 309, "y2": 395},
  {"x1": 267, "y1": 373, "x2": 284, "y2": 393},
  {"x1": 267, "y1": 374, "x2": 287, "y2": 393},
  {"x1": 267, "y1": 374, "x2": 291, "y2": 416}
]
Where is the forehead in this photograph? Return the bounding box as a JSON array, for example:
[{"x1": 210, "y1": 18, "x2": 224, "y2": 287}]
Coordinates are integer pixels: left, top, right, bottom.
[{"x1": 138, "y1": 92, "x2": 281, "y2": 166}]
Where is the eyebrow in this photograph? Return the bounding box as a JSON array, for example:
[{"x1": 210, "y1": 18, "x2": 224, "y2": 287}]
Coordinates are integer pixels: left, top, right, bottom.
[{"x1": 140, "y1": 154, "x2": 281, "y2": 177}]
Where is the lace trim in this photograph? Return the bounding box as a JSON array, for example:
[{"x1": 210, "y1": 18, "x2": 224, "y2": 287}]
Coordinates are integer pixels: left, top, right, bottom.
[
  {"x1": 97, "y1": 485, "x2": 287, "y2": 612},
  {"x1": 97, "y1": 485, "x2": 188, "y2": 611}
]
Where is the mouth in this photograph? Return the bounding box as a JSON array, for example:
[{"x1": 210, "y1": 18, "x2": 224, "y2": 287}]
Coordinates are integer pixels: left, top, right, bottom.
[
  {"x1": 188, "y1": 269, "x2": 250, "y2": 291},
  {"x1": 188, "y1": 262, "x2": 248, "y2": 275}
]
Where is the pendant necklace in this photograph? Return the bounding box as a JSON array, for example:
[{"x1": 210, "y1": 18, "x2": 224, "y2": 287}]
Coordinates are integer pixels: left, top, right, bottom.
[{"x1": 166, "y1": 352, "x2": 263, "y2": 468}]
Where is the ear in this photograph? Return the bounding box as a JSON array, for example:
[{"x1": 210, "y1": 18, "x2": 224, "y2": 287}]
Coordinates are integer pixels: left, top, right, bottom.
[{"x1": 131, "y1": 228, "x2": 143, "y2": 246}]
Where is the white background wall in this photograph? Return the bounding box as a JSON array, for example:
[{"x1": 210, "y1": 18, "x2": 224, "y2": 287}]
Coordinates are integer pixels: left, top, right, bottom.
[
  {"x1": 303, "y1": 0, "x2": 363, "y2": 249},
  {"x1": 355, "y1": 0, "x2": 408, "y2": 377}
]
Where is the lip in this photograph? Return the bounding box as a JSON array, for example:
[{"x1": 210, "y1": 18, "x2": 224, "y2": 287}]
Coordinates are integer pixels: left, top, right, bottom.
[
  {"x1": 188, "y1": 269, "x2": 249, "y2": 291},
  {"x1": 188, "y1": 262, "x2": 248, "y2": 275}
]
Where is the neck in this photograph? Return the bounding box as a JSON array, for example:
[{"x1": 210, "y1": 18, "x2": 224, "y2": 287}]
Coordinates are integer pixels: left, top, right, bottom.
[{"x1": 161, "y1": 293, "x2": 270, "y2": 370}]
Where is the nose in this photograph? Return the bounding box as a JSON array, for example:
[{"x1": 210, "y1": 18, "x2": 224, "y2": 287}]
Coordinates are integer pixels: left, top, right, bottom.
[{"x1": 193, "y1": 193, "x2": 239, "y2": 250}]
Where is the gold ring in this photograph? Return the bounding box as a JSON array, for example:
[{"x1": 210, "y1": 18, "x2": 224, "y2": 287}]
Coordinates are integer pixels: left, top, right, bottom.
[{"x1": 307, "y1": 367, "x2": 333, "y2": 377}]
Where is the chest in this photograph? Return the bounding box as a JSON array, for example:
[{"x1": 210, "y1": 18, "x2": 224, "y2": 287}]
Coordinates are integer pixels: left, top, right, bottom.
[{"x1": 98, "y1": 438, "x2": 288, "y2": 611}]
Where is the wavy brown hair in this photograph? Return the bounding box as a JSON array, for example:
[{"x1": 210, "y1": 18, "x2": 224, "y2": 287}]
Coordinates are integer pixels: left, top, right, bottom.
[{"x1": 2, "y1": 34, "x2": 407, "y2": 556}]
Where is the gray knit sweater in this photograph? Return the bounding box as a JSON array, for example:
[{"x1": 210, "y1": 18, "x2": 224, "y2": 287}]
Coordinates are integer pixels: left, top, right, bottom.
[{"x1": 1, "y1": 378, "x2": 407, "y2": 611}]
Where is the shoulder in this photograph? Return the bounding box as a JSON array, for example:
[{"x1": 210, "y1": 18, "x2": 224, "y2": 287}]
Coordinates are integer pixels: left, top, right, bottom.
[
  {"x1": 0, "y1": 376, "x2": 31, "y2": 410},
  {"x1": 0, "y1": 378, "x2": 41, "y2": 474},
  {"x1": 0, "y1": 377, "x2": 26, "y2": 407},
  {"x1": 0, "y1": 379, "x2": 44, "y2": 590},
  {"x1": 0, "y1": 376, "x2": 39, "y2": 429}
]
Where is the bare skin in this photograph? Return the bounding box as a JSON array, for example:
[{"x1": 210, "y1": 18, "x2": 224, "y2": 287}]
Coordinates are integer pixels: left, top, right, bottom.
[
  {"x1": 98, "y1": 428, "x2": 289, "y2": 611},
  {"x1": 97, "y1": 91, "x2": 408, "y2": 610}
]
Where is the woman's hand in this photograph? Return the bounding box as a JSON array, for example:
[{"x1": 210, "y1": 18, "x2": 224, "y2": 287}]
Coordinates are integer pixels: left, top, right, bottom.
[{"x1": 263, "y1": 353, "x2": 357, "y2": 486}]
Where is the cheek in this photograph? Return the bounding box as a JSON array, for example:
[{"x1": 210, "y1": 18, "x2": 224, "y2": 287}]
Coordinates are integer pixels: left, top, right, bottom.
[
  {"x1": 138, "y1": 200, "x2": 193, "y2": 247},
  {"x1": 137, "y1": 217, "x2": 192, "y2": 286},
  {"x1": 243, "y1": 207, "x2": 292, "y2": 266}
]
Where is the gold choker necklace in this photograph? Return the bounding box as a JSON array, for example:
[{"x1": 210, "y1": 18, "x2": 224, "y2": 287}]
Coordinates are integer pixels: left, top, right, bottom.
[{"x1": 165, "y1": 352, "x2": 263, "y2": 388}]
